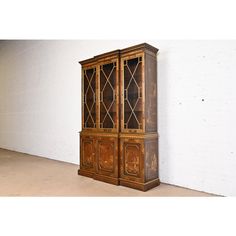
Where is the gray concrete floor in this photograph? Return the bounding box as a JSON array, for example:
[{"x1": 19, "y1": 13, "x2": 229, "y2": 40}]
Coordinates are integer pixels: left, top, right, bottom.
[{"x1": 0, "y1": 148, "x2": 216, "y2": 196}]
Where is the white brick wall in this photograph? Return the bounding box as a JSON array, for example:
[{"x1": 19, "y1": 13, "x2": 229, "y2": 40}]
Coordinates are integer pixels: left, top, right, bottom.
[{"x1": 0, "y1": 40, "x2": 235, "y2": 196}]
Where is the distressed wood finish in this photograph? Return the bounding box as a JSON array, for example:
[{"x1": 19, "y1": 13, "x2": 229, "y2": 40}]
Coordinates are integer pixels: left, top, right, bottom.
[
  {"x1": 78, "y1": 135, "x2": 95, "y2": 178},
  {"x1": 145, "y1": 138, "x2": 159, "y2": 181},
  {"x1": 95, "y1": 136, "x2": 119, "y2": 184},
  {"x1": 120, "y1": 138, "x2": 144, "y2": 182},
  {"x1": 78, "y1": 43, "x2": 159, "y2": 191},
  {"x1": 119, "y1": 136, "x2": 159, "y2": 191},
  {"x1": 145, "y1": 52, "x2": 158, "y2": 132},
  {"x1": 79, "y1": 133, "x2": 119, "y2": 185},
  {"x1": 94, "y1": 136, "x2": 119, "y2": 185}
]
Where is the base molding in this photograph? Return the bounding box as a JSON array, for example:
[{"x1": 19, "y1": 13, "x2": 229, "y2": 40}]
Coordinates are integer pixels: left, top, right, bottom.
[
  {"x1": 78, "y1": 169, "x2": 160, "y2": 191},
  {"x1": 93, "y1": 173, "x2": 119, "y2": 185},
  {"x1": 78, "y1": 169, "x2": 94, "y2": 178},
  {"x1": 78, "y1": 169, "x2": 119, "y2": 185},
  {"x1": 119, "y1": 178, "x2": 160, "y2": 191}
]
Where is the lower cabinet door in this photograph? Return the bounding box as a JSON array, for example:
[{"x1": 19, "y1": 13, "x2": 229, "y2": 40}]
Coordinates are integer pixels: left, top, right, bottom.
[
  {"x1": 80, "y1": 136, "x2": 95, "y2": 172},
  {"x1": 96, "y1": 137, "x2": 118, "y2": 177},
  {"x1": 120, "y1": 138, "x2": 144, "y2": 182}
]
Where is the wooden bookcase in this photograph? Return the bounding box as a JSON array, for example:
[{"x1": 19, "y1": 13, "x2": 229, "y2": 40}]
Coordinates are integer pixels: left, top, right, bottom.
[{"x1": 78, "y1": 43, "x2": 159, "y2": 191}]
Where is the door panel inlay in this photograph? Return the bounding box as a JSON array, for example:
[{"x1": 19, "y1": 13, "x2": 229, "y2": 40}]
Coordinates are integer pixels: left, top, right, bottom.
[
  {"x1": 98, "y1": 141, "x2": 114, "y2": 172},
  {"x1": 124, "y1": 143, "x2": 141, "y2": 177},
  {"x1": 82, "y1": 140, "x2": 94, "y2": 168}
]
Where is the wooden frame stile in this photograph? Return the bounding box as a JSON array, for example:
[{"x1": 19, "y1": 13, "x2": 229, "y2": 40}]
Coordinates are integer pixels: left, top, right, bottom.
[
  {"x1": 142, "y1": 52, "x2": 145, "y2": 133},
  {"x1": 96, "y1": 63, "x2": 99, "y2": 132},
  {"x1": 78, "y1": 60, "x2": 98, "y2": 177},
  {"x1": 81, "y1": 66, "x2": 84, "y2": 131}
]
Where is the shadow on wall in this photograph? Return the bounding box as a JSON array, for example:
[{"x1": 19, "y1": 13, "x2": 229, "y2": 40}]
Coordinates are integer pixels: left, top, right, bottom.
[{"x1": 158, "y1": 49, "x2": 171, "y2": 183}]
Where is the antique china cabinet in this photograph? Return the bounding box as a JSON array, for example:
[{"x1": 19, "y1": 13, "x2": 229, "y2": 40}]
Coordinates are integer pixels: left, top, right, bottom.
[{"x1": 78, "y1": 43, "x2": 159, "y2": 191}]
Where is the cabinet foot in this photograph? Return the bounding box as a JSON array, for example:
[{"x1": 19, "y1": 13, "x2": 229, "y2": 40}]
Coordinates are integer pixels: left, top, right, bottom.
[
  {"x1": 119, "y1": 178, "x2": 160, "y2": 191},
  {"x1": 78, "y1": 169, "x2": 94, "y2": 178}
]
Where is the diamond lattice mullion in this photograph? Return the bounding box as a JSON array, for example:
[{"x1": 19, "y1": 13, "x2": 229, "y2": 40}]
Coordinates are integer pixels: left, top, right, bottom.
[
  {"x1": 125, "y1": 61, "x2": 140, "y2": 90},
  {"x1": 128, "y1": 113, "x2": 139, "y2": 129},
  {"x1": 101, "y1": 98, "x2": 115, "y2": 125},
  {"x1": 131, "y1": 110, "x2": 141, "y2": 127},
  {"x1": 124, "y1": 59, "x2": 143, "y2": 130},
  {"x1": 100, "y1": 63, "x2": 116, "y2": 129},
  {"x1": 125, "y1": 99, "x2": 135, "y2": 125},
  {"x1": 101, "y1": 69, "x2": 109, "y2": 91},
  {"x1": 103, "y1": 113, "x2": 114, "y2": 128},
  {"x1": 103, "y1": 84, "x2": 114, "y2": 107},
  {"x1": 84, "y1": 102, "x2": 94, "y2": 124},
  {"x1": 84, "y1": 69, "x2": 96, "y2": 128},
  {"x1": 107, "y1": 64, "x2": 115, "y2": 83},
  {"x1": 84, "y1": 73, "x2": 90, "y2": 95},
  {"x1": 125, "y1": 65, "x2": 134, "y2": 91},
  {"x1": 101, "y1": 66, "x2": 115, "y2": 93}
]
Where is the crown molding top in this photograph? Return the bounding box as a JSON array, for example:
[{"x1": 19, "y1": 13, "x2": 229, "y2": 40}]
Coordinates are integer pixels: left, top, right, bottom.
[
  {"x1": 79, "y1": 43, "x2": 159, "y2": 65},
  {"x1": 120, "y1": 43, "x2": 159, "y2": 55}
]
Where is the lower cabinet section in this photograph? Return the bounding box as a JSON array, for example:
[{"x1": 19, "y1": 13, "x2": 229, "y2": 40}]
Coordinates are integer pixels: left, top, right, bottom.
[
  {"x1": 78, "y1": 135, "x2": 95, "y2": 178},
  {"x1": 78, "y1": 132, "x2": 160, "y2": 191},
  {"x1": 96, "y1": 137, "x2": 118, "y2": 176},
  {"x1": 120, "y1": 139, "x2": 144, "y2": 182},
  {"x1": 145, "y1": 138, "x2": 159, "y2": 182},
  {"x1": 78, "y1": 134, "x2": 119, "y2": 185},
  {"x1": 119, "y1": 137, "x2": 160, "y2": 191},
  {"x1": 94, "y1": 137, "x2": 119, "y2": 185}
]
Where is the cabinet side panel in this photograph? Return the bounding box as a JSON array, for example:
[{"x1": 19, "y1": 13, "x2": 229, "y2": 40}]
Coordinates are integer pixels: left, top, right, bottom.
[
  {"x1": 145, "y1": 138, "x2": 159, "y2": 181},
  {"x1": 145, "y1": 53, "x2": 157, "y2": 132}
]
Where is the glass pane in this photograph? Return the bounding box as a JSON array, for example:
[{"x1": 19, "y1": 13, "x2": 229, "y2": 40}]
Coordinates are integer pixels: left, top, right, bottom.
[
  {"x1": 83, "y1": 68, "x2": 96, "y2": 128},
  {"x1": 123, "y1": 57, "x2": 143, "y2": 130},
  {"x1": 100, "y1": 62, "x2": 116, "y2": 129}
]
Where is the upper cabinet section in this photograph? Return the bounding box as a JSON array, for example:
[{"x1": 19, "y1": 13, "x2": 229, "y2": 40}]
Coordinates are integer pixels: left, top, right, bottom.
[
  {"x1": 79, "y1": 43, "x2": 158, "y2": 133},
  {"x1": 120, "y1": 53, "x2": 144, "y2": 132},
  {"x1": 120, "y1": 43, "x2": 158, "y2": 133},
  {"x1": 80, "y1": 51, "x2": 119, "y2": 132},
  {"x1": 98, "y1": 57, "x2": 119, "y2": 132},
  {"x1": 82, "y1": 65, "x2": 97, "y2": 129}
]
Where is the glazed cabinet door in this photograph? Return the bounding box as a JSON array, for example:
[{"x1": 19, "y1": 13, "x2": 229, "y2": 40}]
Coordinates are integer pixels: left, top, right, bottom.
[
  {"x1": 120, "y1": 53, "x2": 145, "y2": 133},
  {"x1": 80, "y1": 135, "x2": 95, "y2": 173},
  {"x1": 96, "y1": 137, "x2": 118, "y2": 178},
  {"x1": 120, "y1": 138, "x2": 144, "y2": 182},
  {"x1": 98, "y1": 59, "x2": 119, "y2": 132},
  {"x1": 82, "y1": 66, "x2": 97, "y2": 130}
]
